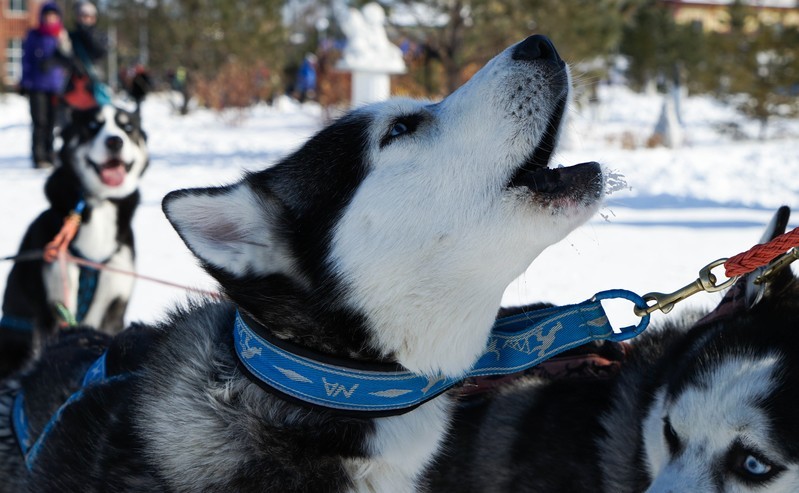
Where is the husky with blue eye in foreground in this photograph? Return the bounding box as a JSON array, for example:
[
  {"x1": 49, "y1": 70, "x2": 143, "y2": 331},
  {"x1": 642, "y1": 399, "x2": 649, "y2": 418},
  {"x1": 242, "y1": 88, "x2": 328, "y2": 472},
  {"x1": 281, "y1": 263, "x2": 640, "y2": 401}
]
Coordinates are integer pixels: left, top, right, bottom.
[
  {"x1": 0, "y1": 35, "x2": 605, "y2": 492},
  {"x1": 428, "y1": 207, "x2": 799, "y2": 493}
]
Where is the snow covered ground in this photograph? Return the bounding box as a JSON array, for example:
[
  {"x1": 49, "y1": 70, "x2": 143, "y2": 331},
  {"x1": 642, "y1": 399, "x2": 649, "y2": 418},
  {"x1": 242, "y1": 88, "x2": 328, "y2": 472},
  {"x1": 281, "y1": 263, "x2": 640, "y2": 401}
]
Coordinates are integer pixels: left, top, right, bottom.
[{"x1": 0, "y1": 85, "x2": 797, "y2": 331}]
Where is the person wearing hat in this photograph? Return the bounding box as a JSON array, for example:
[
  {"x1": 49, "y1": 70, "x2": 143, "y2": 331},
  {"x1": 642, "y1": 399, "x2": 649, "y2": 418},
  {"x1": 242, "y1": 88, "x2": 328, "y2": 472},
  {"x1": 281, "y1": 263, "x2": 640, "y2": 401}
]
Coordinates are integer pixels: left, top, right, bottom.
[
  {"x1": 20, "y1": 2, "x2": 72, "y2": 169},
  {"x1": 63, "y1": 1, "x2": 110, "y2": 110},
  {"x1": 70, "y1": 2, "x2": 106, "y2": 65}
]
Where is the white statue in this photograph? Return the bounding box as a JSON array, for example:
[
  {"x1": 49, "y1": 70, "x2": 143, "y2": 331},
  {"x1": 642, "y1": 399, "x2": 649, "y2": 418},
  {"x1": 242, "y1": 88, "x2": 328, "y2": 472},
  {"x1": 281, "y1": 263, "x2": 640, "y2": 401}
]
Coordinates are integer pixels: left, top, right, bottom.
[{"x1": 337, "y1": 3, "x2": 406, "y2": 74}]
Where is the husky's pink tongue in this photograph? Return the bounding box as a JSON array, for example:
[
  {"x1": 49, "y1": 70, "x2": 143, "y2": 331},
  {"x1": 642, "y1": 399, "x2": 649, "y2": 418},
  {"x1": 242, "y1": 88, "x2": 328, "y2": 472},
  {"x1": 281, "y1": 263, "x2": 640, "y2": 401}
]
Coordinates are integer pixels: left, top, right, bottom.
[{"x1": 100, "y1": 162, "x2": 127, "y2": 187}]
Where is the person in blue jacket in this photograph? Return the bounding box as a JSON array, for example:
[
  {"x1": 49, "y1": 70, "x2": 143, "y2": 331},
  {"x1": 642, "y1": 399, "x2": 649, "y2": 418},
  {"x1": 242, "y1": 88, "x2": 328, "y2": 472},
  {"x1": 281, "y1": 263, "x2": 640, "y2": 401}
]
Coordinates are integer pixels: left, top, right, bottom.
[
  {"x1": 20, "y1": 2, "x2": 72, "y2": 169},
  {"x1": 296, "y1": 54, "x2": 317, "y2": 103}
]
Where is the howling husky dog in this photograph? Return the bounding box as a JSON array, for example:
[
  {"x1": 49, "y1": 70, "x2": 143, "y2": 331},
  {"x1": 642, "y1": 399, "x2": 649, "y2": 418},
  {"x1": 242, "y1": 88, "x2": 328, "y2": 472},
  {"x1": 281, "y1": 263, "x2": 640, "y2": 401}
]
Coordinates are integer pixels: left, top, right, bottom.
[
  {"x1": 0, "y1": 105, "x2": 148, "y2": 378},
  {"x1": 429, "y1": 207, "x2": 799, "y2": 493},
  {"x1": 0, "y1": 35, "x2": 604, "y2": 492}
]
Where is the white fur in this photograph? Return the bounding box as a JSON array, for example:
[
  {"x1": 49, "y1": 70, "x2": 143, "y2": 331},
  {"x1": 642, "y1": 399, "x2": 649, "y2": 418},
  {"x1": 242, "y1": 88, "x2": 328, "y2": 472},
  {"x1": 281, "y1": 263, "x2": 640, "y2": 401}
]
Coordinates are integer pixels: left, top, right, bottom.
[
  {"x1": 330, "y1": 52, "x2": 597, "y2": 377},
  {"x1": 42, "y1": 257, "x2": 80, "y2": 315},
  {"x1": 163, "y1": 184, "x2": 305, "y2": 281},
  {"x1": 79, "y1": 245, "x2": 135, "y2": 329},
  {"x1": 643, "y1": 353, "x2": 799, "y2": 492},
  {"x1": 72, "y1": 199, "x2": 120, "y2": 262},
  {"x1": 345, "y1": 396, "x2": 452, "y2": 492}
]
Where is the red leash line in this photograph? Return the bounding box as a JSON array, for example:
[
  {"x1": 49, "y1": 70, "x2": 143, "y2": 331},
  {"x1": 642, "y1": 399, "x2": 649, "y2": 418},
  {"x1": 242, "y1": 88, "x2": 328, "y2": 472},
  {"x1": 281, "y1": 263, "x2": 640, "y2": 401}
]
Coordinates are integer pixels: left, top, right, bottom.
[
  {"x1": 2, "y1": 249, "x2": 222, "y2": 299},
  {"x1": 64, "y1": 253, "x2": 224, "y2": 299},
  {"x1": 724, "y1": 227, "x2": 799, "y2": 278}
]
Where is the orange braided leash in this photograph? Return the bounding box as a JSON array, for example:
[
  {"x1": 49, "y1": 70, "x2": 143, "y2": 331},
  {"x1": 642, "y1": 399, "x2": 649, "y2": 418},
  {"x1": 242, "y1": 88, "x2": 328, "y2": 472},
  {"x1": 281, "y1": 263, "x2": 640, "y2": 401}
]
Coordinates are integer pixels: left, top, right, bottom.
[
  {"x1": 724, "y1": 227, "x2": 799, "y2": 277},
  {"x1": 43, "y1": 211, "x2": 82, "y2": 263}
]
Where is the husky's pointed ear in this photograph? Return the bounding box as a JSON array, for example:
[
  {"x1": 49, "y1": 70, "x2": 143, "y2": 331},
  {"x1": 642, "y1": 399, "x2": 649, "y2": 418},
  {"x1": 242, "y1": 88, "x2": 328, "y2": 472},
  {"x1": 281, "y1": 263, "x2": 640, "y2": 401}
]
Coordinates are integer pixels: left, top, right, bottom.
[
  {"x1": 745, "y1": 206, "x2": 793, "y2": 307},
  {"x1": 162, "y1": 182, "x2": 297, "y2": 279}
]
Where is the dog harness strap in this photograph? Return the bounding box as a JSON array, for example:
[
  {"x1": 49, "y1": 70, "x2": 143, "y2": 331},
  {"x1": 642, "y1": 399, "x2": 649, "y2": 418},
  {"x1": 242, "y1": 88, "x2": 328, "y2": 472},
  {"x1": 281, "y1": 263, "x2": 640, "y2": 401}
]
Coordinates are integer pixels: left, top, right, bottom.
[
  {"x1": 11, "y1": 392, "x2": 31, "y2": 455},
  {"x1": 0, "y1": 315, "x2": 35, "y2": 332},
  {"x1": 233, "y1": 291, "x2": 649, "y2": 414},
  {"x1": 76, "y1": 263, "x2": 100, "y2": 323},
  {"x1": 12, "y1": 351, "x2": 122, "y2": 470}
]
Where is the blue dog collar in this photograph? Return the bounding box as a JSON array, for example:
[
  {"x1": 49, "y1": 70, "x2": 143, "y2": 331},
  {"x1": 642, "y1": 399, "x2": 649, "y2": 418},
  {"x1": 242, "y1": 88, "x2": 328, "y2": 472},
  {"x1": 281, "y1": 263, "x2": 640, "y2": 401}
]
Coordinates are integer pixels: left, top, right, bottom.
[{"x1": 234, "y1": 290, "x2": 649, "y2": 415}]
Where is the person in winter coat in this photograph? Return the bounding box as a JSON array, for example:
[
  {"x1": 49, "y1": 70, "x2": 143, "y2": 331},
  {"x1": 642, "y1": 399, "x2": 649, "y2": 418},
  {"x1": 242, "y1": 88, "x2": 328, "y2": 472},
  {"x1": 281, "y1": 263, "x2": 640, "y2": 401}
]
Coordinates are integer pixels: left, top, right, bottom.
[
  {"x1": 20, "y1": 2, "x2": 71, "y2": 169},
  {"x1": 70, "y1": 2, "x2": 106, "y2": 66},
  {"x1": 63, "y1": 1, "x2": 110, "y2": 110},
  {"x1": 295, "y1": 54, "x2": 317, "y2": 103}
]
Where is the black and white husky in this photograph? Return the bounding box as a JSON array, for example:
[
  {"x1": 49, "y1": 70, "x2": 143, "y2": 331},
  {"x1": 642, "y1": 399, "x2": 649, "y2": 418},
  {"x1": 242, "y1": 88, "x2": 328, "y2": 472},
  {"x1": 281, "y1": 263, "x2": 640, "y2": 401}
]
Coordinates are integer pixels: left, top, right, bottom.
[
  {"x1": 429, "y1": 207, "x2": 799, "y2": 493},
  {"x1": 0, "y1": 35, "x2": 604, "y2": 492},
  {"x1": 0, "y1": 105, "x2": 148, "y2": 377}
]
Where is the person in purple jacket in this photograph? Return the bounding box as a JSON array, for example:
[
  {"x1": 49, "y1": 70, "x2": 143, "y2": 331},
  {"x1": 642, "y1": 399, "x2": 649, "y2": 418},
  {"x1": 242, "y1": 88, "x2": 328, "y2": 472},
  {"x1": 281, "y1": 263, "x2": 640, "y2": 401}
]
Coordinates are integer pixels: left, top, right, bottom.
[{"x1": 20, "y1": 2, "x2": 72, "y2": 169}]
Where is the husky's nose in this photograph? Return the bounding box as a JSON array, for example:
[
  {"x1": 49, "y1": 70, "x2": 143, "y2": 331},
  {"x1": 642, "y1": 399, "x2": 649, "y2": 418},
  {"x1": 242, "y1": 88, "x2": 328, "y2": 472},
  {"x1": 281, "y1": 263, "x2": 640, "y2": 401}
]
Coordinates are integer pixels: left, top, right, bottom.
[
  {"x1": 512, "y1": 35, "x2": 562, "y2": 65},
  {"x1": 105, "y1": 136, "x2": 123, "y2": 152}
]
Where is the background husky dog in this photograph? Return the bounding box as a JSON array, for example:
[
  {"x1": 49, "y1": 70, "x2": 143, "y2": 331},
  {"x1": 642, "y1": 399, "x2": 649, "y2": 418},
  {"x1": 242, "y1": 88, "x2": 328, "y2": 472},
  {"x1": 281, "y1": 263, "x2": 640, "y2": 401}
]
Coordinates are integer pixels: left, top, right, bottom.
[
  {"x1": 0, "y1": 105, "x2": 148, "y2": 378},
  {"x1": 429, "y1": 207, "x2": 799, "y2": 493},
  {"x1": 0, "y1": 35, "x2": 605, "y2": 492}
]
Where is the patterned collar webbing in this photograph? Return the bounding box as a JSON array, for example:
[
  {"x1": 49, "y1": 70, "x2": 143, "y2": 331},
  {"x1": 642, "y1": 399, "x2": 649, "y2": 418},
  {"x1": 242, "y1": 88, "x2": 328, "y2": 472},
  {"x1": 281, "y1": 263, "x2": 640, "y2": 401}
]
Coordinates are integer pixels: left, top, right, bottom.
[{"x1": 233, "y1": 289, "x2": 650, "y2": 415}]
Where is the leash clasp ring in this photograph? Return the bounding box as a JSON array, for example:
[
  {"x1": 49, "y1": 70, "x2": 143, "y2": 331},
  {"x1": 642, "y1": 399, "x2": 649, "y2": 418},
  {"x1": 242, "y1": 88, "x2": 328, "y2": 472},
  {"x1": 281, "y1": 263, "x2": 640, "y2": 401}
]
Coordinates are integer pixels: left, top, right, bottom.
[{"x1": 634, "y1": 258, "x2": 737, "y2": 317}]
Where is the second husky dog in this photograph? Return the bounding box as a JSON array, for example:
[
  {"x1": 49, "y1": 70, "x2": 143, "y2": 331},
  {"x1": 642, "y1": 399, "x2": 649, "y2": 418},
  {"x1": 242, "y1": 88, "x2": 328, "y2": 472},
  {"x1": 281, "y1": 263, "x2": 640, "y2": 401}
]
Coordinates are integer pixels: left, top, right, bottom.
[{"x1": 0, "y1": 105, "x2": 148, "y2": 378}]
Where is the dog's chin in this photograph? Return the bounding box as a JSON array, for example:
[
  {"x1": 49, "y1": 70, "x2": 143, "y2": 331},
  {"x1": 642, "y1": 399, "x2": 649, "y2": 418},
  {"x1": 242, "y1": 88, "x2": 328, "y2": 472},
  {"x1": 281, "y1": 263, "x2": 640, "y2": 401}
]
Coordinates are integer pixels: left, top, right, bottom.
[{"x1": 506, "y1": 95, "x2": 603, "y2": 212}]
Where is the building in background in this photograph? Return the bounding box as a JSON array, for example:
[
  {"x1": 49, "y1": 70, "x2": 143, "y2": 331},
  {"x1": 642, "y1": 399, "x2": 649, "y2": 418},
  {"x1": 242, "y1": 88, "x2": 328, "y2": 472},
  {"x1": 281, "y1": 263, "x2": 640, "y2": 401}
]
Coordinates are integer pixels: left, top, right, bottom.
[
  {"x1": 0, "y1": 0, "x2": 42, "y2": 89},
  {"x1": 662, "y1": 0, "x2": 799, "y2": 32}
]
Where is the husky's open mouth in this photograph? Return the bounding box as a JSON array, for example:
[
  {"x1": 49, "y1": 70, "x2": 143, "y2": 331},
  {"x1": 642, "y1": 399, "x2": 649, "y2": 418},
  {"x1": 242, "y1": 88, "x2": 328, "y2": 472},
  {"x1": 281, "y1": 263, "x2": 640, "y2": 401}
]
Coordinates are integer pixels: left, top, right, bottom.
[
  {"x1": 88, "y1": 157, "x2": 133, "y2": 187},
  {"x1": 507, "y1": 95, "x2": 602, "y2": 202}
]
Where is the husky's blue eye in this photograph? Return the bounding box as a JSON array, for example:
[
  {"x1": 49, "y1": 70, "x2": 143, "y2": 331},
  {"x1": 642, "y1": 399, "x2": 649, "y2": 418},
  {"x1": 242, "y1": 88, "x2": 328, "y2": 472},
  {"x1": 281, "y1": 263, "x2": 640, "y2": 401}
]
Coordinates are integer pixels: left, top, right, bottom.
[
  {"x1": 390, "y1": 122, "x2": 408, "y2": 137},
  {"x1": 743, "y1": 455, "x2": 771, "y2": 475},
  {"x1": 380, "y1": 113, "x2": 425, "y2": 148},
  {"x1": 728, "y1": 444, "x2": 783, "y2": 483}
]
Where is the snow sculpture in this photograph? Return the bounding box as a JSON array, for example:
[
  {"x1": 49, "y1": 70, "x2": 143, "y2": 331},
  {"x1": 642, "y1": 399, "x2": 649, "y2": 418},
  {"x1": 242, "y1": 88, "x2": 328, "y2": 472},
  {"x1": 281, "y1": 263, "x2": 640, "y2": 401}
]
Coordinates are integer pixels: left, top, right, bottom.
[
  {"x1": 336, "y1": 2, "x2": 406, "y2": 107},
  {"x1": 652, "y1": 93, "x2": 684, "y2": 149}
]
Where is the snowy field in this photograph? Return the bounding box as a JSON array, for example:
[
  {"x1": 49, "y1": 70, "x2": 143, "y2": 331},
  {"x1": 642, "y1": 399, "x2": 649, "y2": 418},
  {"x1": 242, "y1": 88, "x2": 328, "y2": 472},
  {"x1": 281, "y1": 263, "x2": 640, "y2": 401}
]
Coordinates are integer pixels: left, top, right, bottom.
[{"x1": 0, "y1": 85, "x2": 798, "y2": 331}]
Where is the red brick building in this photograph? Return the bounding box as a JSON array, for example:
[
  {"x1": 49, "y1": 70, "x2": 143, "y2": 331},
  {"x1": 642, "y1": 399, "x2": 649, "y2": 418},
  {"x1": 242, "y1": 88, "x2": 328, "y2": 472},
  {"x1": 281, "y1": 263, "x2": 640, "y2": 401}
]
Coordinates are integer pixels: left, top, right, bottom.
[{"x1": 1, "y1": 0, "x2": 43, "y2": 88}]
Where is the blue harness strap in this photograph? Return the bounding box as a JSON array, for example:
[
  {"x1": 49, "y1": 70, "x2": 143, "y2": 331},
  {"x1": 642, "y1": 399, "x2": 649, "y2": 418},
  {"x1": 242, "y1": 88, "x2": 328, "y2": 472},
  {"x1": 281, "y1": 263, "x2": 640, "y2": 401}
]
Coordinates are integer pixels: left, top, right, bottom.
[
  {"x1": 75, "y1": 263, "x2": 100, "y2": 323},
  {"x1": 10, "y1": 351, "x2": 123, "y2": 470},
  {"x1": 0, "y1": 315, "x2": 34, "y2": 332},
  {"x1": 11, "y1": 392, "x2": 30, "y2": 455},
  {"x1": 235, "y1": 289, "x2": 650, "y2": 415}
]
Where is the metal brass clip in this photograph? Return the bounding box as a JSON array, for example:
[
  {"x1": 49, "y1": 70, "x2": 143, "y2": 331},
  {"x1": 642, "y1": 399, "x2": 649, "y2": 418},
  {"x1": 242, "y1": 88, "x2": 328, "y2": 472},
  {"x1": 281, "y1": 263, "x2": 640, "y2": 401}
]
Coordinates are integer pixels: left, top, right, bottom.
[
  {"x1": 754, "y1": 247, "x2": 799, "y2": 285},
  {"x1": 634, "y1": 259, "x2": 738, "y2": 317}
]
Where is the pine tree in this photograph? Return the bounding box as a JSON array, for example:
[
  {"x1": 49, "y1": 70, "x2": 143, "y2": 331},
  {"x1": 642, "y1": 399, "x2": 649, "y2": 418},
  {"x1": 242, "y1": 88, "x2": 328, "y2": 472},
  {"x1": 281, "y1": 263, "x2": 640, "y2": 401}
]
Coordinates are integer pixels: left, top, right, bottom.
[
  {"x1": 108, "y1": 0, "x2": 286, "y2": 114},
  {"x1": 704, "y1": 1, "x2": 799, "y2": 138},
  {"x1": 390, "y1": 0, "x2": 641, "y2": 96}
]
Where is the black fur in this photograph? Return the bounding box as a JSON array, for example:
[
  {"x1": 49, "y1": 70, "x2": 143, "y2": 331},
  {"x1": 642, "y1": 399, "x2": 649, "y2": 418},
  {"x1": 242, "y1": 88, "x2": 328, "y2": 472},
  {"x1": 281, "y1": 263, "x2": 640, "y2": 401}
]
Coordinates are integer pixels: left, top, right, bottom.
[{"x1": 176, "y1": 112, "x2": 385, "y2": 363}]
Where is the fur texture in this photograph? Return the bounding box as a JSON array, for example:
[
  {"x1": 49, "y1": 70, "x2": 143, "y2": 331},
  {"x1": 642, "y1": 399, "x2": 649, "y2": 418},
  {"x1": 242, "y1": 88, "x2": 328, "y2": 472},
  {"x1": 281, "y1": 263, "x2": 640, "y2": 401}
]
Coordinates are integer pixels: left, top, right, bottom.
[
  {"x1": 0, "y1": 36, "x2": 605, "y2": 492},
  {"x1": 428, "y1": 209, "x2": 799, "y2": 493},
  {"x1": 0, "y1": 105, "x2": 148, "y2": 378}
]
